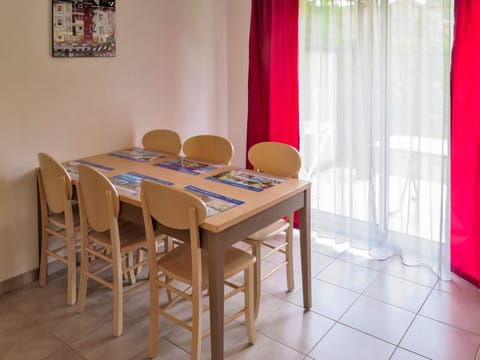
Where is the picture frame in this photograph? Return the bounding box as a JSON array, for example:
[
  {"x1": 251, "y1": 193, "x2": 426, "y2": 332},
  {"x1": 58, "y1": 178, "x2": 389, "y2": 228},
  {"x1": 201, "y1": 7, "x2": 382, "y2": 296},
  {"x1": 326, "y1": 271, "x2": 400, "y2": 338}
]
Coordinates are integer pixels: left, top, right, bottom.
[{"x1": 52, "y1": 0, "x2": 116, "y2": 58}]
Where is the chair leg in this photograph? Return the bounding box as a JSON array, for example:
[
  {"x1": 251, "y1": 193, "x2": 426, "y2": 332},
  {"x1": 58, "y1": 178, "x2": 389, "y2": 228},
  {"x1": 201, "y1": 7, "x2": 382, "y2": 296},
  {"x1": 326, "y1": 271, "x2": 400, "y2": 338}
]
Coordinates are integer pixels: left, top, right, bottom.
[
  {"x1": 148, "y1": 283, "x2": 159, "y2": 358},
  {"x1": 66, "y1": 237, "x2": 77, "y2": 305},
  {"x1": 77, "y1": 247, "x2": 89, "y2": 313},
  {"x1": 191, "y1": 279, "x2": 202, "y2": 359},
  {"x1": 165, "y1": 275, "x2": 173, "y2": 303},
  {"x1": 163, "y1": 236, "x2": 171, "y2": 252},
  {"x1": 244, "y1": 266, "x2": 256, "y2": 344},
  {"x1": 251, "y1": 243, "x2": 262, "y2": 319},
  {"x1": 285, "y1": 225, "x2": 295, "y2": 291},
  {"x1": 134, "y1": 248, "x2": 144, "y2": 275},
  {"x1": 113, "y1": 252, "x2": 124, "y2": 337},
  {"x1": 38, "y1": 232, "x2": 49, "y2": 287},
  {"x1": 127, "y1": 251, "x2": 137, "y2": 285},
  {"x1": 122, "y1": 257, "x2": 128, "y2": 281},
  {"x1": 159, "y1": 236, "x2": 180, "y2": 253}
]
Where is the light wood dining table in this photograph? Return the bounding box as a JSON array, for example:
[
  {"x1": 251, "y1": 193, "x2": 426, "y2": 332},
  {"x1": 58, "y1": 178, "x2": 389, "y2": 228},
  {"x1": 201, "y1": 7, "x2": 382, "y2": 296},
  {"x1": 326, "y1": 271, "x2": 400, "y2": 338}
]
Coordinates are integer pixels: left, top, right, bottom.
[{"x1": 66, "y1": 149, "x2": 312, "y2": 360}]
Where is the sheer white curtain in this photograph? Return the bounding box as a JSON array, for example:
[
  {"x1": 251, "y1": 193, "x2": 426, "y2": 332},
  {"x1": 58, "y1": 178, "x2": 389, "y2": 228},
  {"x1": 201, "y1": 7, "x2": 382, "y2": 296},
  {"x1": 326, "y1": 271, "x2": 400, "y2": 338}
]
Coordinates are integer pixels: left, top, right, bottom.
[{"x1": 299, "y1": 0, "x2": 452, "y2": 277}]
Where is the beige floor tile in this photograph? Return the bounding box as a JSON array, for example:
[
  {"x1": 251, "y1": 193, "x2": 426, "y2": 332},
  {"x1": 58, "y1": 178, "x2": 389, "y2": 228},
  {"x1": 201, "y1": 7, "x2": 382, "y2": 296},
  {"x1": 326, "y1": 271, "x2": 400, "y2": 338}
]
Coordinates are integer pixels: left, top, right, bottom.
[
  {"x1": 50, "y1": 310, "x2": 111, "y2": 345},
  {"x1": 420, "y1": 288, "x2": 480, "y2": 335},
  {"x1": 71, "y1": 316, "x2": 149, "y2": 360},
  {"x1": 364, "y1": 273, "x2": 432, "y2": 313},
  {"x1": 0, "y1": 310, "x2": 41, "y2": 355},
  {"x1": 400, "y1": 315, "x2": 480, "y2": 360},
  {"x1": 123, "y1": 283, "x2": 151, "y2": 321},
  {"x1": 315, "y1": 259, "x2": 380, "y2": 293},
  {"x1": 339, "y1": 296, "x2": 416, "y2": 344},
  {"x1": 42, "y1": 343, "x2": 87, "y2": 360},
  {"x1": 385, "y1": 257, "x2": 439, "y2": 288},
  {"x1": 0, "y1": 325, "x2": 67, "y2": 360},
  {"x1": 308, "y1": 323, "x2": 395, "y2": 360},
  {"x1": 128, "y1": 338, "x2": 190, "y2": 360},
  {"x1": 289, "y1": 278, "x2": 359, "y2": 320},
  {"x1": 390, "y1": 347, "x2": 430, "y2": 360},
  {"x1": 256, "y1": 301, "x2": 334, "y2": 353},
  {"x1": 2, "y1": 278, "x2": 68, "y2": 316},
  {"x1": 221, "y1": 323, "x2": 305, "y2": 360},
  {"x1": 28, "y1": 301, "x2": 81, "y2": 332},
  {"x1": 0, "y1": 307, "x2": 34, "y2": 338}
]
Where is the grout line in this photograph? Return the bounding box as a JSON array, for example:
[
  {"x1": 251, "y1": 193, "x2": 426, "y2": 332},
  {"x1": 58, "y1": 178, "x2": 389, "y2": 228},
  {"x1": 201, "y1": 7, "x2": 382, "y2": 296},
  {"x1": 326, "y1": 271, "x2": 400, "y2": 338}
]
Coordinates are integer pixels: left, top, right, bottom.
[{"x1": 47, "y1": 330, "x2": 89, "y2": 360}]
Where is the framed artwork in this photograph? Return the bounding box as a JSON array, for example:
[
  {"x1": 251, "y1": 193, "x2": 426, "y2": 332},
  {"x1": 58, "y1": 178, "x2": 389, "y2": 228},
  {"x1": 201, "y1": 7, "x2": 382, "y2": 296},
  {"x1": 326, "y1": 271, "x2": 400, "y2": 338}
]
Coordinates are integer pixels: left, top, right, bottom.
[{"x1": 52, "y1": 0, "x2": 116, "y2": 58}]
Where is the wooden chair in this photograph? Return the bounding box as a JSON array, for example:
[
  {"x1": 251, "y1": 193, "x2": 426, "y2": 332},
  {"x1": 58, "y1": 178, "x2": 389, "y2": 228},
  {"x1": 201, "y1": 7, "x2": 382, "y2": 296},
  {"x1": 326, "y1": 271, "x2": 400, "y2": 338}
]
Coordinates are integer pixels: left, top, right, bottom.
[
  {"x1": 141, "y1": 181, "x2": 256, "y2": 359},
  {"x1": 37, "y1": 152, "x2": 80, "y2": 305},
  {"x1": 141, "y1": 128, "x2": 182, "y2": 254},
  {"x1": 182, "y1": 134, "x2": 234, "y2": 164},
  {"x1": 244, "y1": 142, "x2": 301, "y2": 318},
  {"x1": 142, "y1": 129, "x2": 182, "y2": 155},
  {"x1": 76, "y1": 164, "x2": 148, "y2": 337}
]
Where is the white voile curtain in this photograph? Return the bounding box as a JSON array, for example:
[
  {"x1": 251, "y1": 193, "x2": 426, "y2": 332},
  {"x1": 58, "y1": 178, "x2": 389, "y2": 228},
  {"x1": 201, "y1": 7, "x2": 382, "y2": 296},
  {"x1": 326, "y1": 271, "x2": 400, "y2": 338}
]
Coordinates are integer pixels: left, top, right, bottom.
[{"x1": 299, "y1": 0, "x2": 452, "y2": 277}]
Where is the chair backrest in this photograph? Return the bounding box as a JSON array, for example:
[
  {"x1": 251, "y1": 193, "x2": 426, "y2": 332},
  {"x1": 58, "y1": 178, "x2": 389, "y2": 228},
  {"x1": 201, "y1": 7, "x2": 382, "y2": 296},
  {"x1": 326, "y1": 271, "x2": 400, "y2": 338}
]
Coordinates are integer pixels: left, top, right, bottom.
[
  {"x1": 77, "y1": 164, "x2": 120, "y2": 233},
  {"x1": 141, "y1": 181, "x2": 207, "y2": 289},
  {"x1": 182, "y1": 135, "x2": 234, "y2": 164},
  {"x1": 141, "y1": 181, "x2": 207, "y2": 231},
  {"x1": 248, "y1": 142, "x2": 302, "y2": 178},
  {"x1": 37, "y1": 152, "x2": 73, "y2": 214},
  {"x1": 142, "y1": 129, "x2": 182, "y2": 155}
]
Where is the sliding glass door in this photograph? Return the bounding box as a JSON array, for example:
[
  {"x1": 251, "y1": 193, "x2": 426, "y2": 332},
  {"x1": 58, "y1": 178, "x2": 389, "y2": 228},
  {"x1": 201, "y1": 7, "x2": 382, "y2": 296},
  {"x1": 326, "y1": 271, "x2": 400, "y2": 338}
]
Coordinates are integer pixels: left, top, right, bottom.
[{"x1": 299, "y1": 0, "x2": 452, "y2": 277}]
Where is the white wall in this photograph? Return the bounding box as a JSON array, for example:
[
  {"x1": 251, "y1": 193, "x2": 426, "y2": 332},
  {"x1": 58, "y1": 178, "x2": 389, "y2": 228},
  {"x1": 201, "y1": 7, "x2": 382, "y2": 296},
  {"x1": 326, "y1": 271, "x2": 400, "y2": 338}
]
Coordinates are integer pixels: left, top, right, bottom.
[
  {"x1": 227, "y1": 0, "x2": 251, "y2": 167},
  {"x1": 0, "y1": 0, "x2": 250, "y2": 282}
]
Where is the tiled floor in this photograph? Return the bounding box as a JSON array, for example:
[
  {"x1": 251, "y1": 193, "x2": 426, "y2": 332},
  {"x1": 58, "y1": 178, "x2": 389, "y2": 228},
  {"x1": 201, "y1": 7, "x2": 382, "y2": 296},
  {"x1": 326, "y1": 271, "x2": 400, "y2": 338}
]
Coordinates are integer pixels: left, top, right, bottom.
[{"x1": 2, "y1": 234, "x2": 480, "y2": 360}]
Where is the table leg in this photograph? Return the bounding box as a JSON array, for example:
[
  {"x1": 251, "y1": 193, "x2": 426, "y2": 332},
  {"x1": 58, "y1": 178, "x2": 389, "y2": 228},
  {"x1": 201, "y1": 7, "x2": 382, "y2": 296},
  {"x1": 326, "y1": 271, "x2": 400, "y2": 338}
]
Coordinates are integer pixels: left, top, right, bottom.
[
  {"x1": 300, "y1": 187, "x2": 312, "y2": 309},
  {"x1": 206, "y1": 232, "x2": 225, "y2": 360}
]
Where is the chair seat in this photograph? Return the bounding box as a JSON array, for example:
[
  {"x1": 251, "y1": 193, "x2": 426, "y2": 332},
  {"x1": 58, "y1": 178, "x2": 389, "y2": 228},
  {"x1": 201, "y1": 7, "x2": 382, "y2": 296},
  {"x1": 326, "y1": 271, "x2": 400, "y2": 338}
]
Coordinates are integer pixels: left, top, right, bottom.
[
  {"x1": 89, "y1": 220, "x2": 147, "y2": 252},
  {"x1": 157, "y1": 245, "x2": 255, "y2": 287},
  {"x1": 246, "y1": 219, "x2": 289, "y2": 242}
]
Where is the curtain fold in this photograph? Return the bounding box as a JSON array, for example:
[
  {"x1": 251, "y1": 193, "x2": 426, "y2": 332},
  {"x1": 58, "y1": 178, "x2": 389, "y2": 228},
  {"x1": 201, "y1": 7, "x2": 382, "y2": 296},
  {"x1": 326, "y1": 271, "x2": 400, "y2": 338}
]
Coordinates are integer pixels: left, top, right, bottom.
[
  {"x1": 247, "y1": 0, "x2": 299, "y2": 168},
  {"x1": 450, "y1": 0, "x2": 480, "y2": 286},
  {"x1": 299, "y1": 0, "x2": 452, "y2": 277}
]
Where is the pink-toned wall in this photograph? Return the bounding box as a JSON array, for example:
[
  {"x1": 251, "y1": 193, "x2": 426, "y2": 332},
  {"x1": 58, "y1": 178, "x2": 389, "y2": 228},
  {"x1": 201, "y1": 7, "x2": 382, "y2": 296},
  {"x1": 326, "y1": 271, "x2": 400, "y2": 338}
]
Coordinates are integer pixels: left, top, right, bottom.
[{"x1": 0, "y1": 0, "x2": 250, "y2": 282}]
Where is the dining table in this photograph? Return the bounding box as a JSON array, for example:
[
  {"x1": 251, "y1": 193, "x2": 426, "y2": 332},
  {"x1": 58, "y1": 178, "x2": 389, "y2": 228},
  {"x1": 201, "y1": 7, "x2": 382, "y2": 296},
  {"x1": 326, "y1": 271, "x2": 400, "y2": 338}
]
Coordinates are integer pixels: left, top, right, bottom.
[{"x1": 64, "y1": 147, "x2": 312, "y2": 360}]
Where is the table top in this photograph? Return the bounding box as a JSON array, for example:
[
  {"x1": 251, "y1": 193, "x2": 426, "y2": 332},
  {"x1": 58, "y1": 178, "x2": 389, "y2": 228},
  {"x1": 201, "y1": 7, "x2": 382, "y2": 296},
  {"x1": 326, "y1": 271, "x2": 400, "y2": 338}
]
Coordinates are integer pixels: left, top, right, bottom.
[{"x1": 67, "y1": 148, "x2": 310, "y2": 233}]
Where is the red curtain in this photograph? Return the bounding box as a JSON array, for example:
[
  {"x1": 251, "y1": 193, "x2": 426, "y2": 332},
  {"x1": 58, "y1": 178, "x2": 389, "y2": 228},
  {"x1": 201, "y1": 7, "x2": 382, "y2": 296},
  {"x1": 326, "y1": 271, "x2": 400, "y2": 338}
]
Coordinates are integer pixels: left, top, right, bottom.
[
  {"x1": 246, "y1": 0, "x2": 299, "y2": 168},
  {"x1": 451, "y1": 0, "x2": 480, "y2": 286}
]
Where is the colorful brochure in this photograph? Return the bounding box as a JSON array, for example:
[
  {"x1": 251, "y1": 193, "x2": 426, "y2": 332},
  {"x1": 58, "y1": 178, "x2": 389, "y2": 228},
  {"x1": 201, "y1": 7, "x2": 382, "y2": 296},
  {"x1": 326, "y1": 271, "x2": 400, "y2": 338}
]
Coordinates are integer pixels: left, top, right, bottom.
[
  {"x1": 109, "y1": 172, "x2": 173, "y2": 195},
  {"x1": 109, "y1": 147, "x2": 169, "y2": 162},
  {"x1": 63, "y1": 159, "x2": 114, "y2": 180},
  {"x1": 207, "y1": 169, "x2": 285, "y2": 192},
  {"x1": 155, "y1": 158, "x2": 219, "y2": 175},
  {"x1": 184, "y1": 185, "x2": 244, "y2": 217}
]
